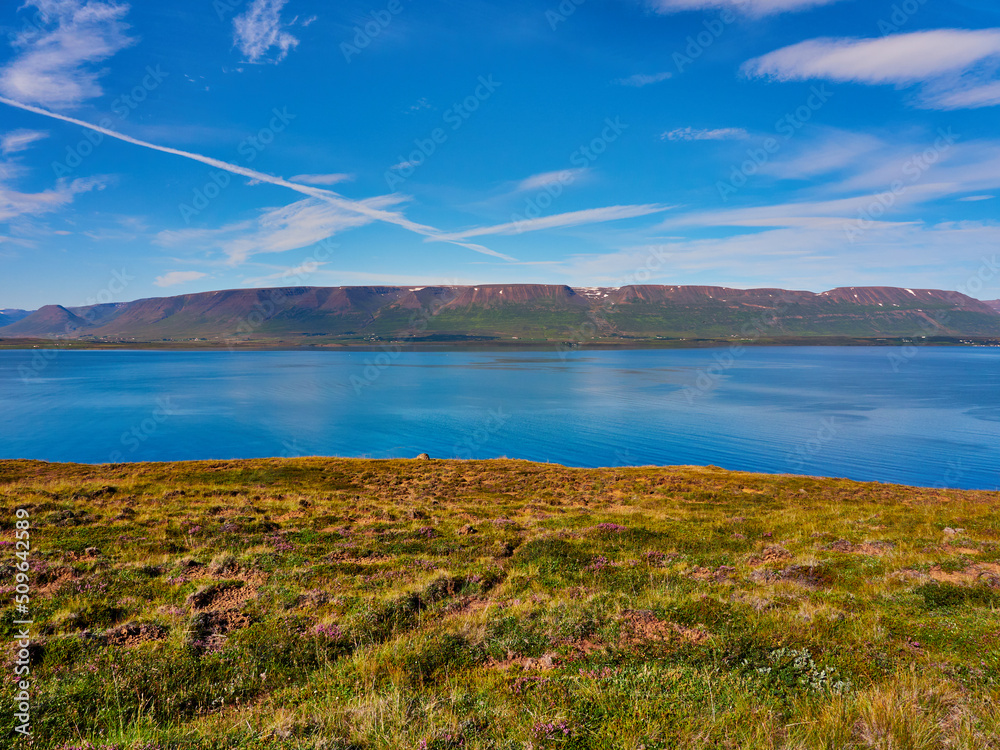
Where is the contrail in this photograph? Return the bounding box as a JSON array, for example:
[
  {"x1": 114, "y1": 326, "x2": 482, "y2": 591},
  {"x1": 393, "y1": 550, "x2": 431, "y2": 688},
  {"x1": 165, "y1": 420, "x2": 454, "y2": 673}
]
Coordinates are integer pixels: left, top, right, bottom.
[{"x1": 0, "y1": 96, "x2": 515, "y2": 261}]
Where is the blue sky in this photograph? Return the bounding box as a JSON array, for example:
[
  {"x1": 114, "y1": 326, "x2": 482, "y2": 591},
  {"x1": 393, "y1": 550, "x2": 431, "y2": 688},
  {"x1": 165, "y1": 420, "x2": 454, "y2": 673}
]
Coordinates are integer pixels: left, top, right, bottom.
[{"x1": 0, "y1": 0, "x2": 999, "y2": 310}]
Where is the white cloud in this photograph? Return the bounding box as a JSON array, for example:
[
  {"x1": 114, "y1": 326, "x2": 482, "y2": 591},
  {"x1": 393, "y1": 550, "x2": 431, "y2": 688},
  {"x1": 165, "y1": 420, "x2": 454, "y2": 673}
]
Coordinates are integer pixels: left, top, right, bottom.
[
  {"x1": 1, "y1": 129, "x2": 48, "y2": 155},
  {"x1": 554, "y1": 221, "x2": 1000, "y2": 298},
  {"x1": 240, "y1": 261, "x2": 329, "y2": 286},
  {"x1": 760, "y1": 129, "x2": 885, "y2": 180},
  {"x1": 743, "y1": 30, "x2": 1000, "y2": 110},
  {"x1": 0, "y1": 1, "x2": 135, "y2": 108},
  {"x1": 661, "y1": 127, "x2": 749, "y2": 141},
  {"x1": 923, "y1": 80, "x2": 1000, "y2": 110},
  {"x1": 0, "y1": 176, "x2": 106, "y2": 223},
  {"x1": 219, "y1": 197, "x2": 394, "y2": 264},
  {"x1": 244, "y1": 269, "x2": 482, "y2": 288},
  {"x1": 516, "y1": 168, "x2": 589, "y2": 192},
  {"x1": 744, "y1": 30, "x2": 1000, "y2": 84},
  {"x1": 154, "y1": 271, "x2": 209, "y2": 288},
  {"x1": 658, "y1": 187, "x2": 947, "y2": 230},
  {"x1": 432, "y1": 204, "x2": 671, "y2": 242},
  {"x1": 616, "y1": 72, "x2": 672, "y2": 87},
  {"x1": 829, "y1": 136, "x2": 1000, "y2": 197},
  {"x1": 233, "y1": 0, "x2": 300, "y2": 64},
  {"x1": 157, "y1": 195, "x2": 409, "y2": 265},
  {"x1": 0, "y1": 97, "x2": 512, "y2": 260},
  {"x1": 651, "y1": 0, "x2": 846, "y2": 17},
  {"x1": 288, "y1": 173, "x2": 354, "y2": 185},
  {"x1": 958, "y1": 195, "x2": 995, "y2": 202}
]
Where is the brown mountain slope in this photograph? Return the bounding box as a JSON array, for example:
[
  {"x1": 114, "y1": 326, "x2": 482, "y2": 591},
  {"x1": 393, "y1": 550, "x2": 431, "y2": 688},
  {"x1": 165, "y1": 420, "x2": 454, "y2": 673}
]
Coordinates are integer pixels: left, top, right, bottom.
[
  {"x1": 1, "y1": 284, "x2": 998, "y2": 341},
  {"x1": 0, "y1": 305, "x2": 91, "y2": 337},
  {"x1": 819, "y1": 287, "x2": 999, "y2": 314},
  {"x1": 0, "y1": 309, "x2": 31, "y2": 327}
]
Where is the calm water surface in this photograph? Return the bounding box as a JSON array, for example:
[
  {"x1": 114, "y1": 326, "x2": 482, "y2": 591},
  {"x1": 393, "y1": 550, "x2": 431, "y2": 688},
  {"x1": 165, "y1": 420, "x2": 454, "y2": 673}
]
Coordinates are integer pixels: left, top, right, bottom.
[{"x1": 1, "y1": 347, "x2": 998, "y2": 490}]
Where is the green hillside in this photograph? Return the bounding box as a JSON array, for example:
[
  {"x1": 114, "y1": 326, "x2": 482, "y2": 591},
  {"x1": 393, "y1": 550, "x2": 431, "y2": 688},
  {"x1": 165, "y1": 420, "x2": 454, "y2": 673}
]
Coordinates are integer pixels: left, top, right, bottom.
[
  {"x1": 2, "y1": 458, "x2": 998, "y2": 748},
  {"x1": 3, "y1": 285, "x2": 998, "y2": 346}
]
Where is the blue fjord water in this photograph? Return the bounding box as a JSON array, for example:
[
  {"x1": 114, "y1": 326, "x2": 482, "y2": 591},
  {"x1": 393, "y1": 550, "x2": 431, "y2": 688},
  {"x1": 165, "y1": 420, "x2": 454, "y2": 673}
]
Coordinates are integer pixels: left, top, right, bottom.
[{"x1": 0, "y1": 347, "x2": 998, "y2": 490}]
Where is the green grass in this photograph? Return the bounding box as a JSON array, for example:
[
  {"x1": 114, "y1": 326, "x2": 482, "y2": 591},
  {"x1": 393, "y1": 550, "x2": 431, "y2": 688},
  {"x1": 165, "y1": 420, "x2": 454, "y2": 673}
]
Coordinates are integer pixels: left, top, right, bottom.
[{"x1": 1, "y1": 458, "x2": 998, "y2": 748}]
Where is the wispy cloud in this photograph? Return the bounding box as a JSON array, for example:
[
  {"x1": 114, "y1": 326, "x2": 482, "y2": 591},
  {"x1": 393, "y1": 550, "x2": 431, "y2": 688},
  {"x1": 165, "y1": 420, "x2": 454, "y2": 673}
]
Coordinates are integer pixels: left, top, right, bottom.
[
  {"x1": 650, "y1": 0, "x2": 847, "y2": 17},
  {"x1": 431, "y1": 204, "x2": 671, "y2": 242},
  {"x1": 616, "y1": 72, "x2": 672, "y2": 87},
  {"x1": 154, "y1": 196, "x2": 390, "y2": 265},
  {"x1": 0, "y1": 96, "x2": 514, "y2": 260},
  {"x1": 233, "y1": 0, "x2": 300, "y2": 64},
  {"x1": 0, "y1": 0, "x2": 135, "y2": 108},
  {"x1": 743, "y1": 30, "x2": 1000, "y2": 110},
  {"x1": 924, "y1": 80, "x2": 1000, "y2": 111},
  {"x1": 242, "y1": 269, "x2": 482, "y2": 288},
  {"x1": 657, "y1": 188, "x2": 946, "y2": 230},
  {"x1": 288, "y1": 173, "x2": 354, "y2": 185},
  {"x1": 759, "y1": 129, "x2": 884, "y2": 180},
  {"x1": 515, "y1": 169, "x2": 589, "y2": 192},
  {"x1": 661, "y1": 127, "x2": 749, "y2": 141},
  {"x1": 240, "y1": 260, "x2": 329, "y2": 286},
  {"x1": 958, "y1": 195, "x2": 995, "y2": 202},
  {"x1": 1, "y1": 129, "x2": 48, "y2": 155},
  {"x1": 154, "y1": 271, "x2": 209, "y2": 288},
  {"x1": 0, "y1": 176, "x2": 106, "y2": 223},
  {"x1": 217, "y1": 197, "x2": 397, "y2": 265}
]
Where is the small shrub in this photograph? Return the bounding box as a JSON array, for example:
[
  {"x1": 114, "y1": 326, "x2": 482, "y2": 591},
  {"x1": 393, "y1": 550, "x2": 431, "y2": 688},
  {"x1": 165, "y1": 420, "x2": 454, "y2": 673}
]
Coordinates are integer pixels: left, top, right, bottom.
[{"x1": 915, "y1": 582, "x2": 999, "y2": 610}]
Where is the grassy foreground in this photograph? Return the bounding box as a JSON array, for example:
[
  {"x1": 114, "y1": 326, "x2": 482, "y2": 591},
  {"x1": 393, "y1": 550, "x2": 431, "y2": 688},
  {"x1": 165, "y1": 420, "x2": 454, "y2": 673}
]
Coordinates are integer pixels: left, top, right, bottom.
[{"x1": 1, "y1": 458, "x2": 999, "y2": 749}]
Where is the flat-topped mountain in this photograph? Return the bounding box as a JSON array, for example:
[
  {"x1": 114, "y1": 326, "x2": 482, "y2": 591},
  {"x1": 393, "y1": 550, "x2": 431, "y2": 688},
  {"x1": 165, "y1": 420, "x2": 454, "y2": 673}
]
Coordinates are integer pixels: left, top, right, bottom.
[
  {"x1": 987, "y1": 299, "x2": 1000, "y2": 313},
  {"x1": 1, "y1": 284, "x2": 998, "y2": 342}
]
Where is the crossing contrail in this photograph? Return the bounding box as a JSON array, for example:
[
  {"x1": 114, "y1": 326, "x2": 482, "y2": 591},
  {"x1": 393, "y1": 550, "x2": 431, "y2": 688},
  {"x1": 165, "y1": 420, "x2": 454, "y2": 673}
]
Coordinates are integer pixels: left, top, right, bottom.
[{"x1": 0, "y1": 95, "x2": 515, "y2": 261}]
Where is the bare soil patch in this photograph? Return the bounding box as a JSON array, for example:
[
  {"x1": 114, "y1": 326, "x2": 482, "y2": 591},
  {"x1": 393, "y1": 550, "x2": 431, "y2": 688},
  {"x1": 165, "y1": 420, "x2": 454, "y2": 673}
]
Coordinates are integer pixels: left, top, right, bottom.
[{"x1": 103, "y1": 621, "x2": 169, "y2": 647}]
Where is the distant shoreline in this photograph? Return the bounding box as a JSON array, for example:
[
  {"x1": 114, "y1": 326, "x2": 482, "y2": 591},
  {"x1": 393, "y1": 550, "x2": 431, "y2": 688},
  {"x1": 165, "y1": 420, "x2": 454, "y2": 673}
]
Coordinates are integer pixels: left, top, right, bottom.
[{"x1": 2, "y1": 335, "x2": 1000, "y2": 352}]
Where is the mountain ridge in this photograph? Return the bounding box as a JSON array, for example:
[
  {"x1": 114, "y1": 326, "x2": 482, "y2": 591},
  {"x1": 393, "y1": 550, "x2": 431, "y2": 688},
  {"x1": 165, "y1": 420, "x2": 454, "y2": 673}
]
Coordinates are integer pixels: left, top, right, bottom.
[
  {"x1": 2, "y1": 284, "x2": 998, "y2": 342},
  {"x1": 0, "y1": 308, "x2": 32, "y2": 327}
]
